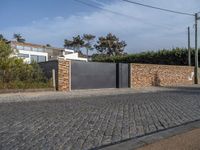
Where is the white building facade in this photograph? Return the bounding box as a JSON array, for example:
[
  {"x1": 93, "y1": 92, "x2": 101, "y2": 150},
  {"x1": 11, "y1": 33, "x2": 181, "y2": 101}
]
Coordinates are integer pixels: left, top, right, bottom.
[
  {"x1": 10, "y1": 41, "x2": 87, "y2": 63},
  {"x1": 10, "y1": 41, "x2": 48, "y2": 63},
  {"x1": 62, "y1": 49, "x2": 87, "y2": 62}
]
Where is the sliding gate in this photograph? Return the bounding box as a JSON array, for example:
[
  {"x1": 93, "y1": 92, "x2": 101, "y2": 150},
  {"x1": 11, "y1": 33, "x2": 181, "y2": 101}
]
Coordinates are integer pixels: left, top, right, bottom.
[{"x1": 71, "y1": 61, "x2": 129, "y2": 90}]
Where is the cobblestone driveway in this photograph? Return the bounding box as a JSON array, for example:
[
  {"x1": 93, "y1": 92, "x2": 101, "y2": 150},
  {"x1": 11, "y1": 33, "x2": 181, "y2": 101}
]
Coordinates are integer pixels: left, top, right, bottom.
[{"x1": 0, "y1": 87, "x2": 200, "y2": 150}]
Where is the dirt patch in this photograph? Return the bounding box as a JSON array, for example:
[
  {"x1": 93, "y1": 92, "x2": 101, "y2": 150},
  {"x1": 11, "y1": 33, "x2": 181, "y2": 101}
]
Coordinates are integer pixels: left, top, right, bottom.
[{"x1": 137, "y1": 128, "x2": 200, "y2": 150}]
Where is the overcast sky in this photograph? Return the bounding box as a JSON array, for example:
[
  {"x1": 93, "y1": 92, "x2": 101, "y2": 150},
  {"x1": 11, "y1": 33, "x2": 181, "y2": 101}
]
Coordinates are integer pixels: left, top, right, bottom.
[{"x1": 0, "y1": 0, "x2": 200, "y2": 54}]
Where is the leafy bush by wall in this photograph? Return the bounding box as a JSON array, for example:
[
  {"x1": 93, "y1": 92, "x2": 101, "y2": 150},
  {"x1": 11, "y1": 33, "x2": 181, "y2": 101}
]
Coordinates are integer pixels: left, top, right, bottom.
[
  {"x1": 92, "y1": 48, "x2": 197, "y2": 66},
  {"x1": 0, "y1": 40, "x2": 52, "y2": 89}
]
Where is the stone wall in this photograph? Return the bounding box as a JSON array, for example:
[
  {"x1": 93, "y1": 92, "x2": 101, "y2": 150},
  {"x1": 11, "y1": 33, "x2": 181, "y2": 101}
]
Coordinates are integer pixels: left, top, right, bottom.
[
  {"x1": 130, "y1": 63, "x2": 194, "y2": 88},
  {"x1": 58, "y1": 59, "x2": 71, "y2": 91},
  {"x1": 40, "y1": 61, "x2": 194, "y2": 91}
]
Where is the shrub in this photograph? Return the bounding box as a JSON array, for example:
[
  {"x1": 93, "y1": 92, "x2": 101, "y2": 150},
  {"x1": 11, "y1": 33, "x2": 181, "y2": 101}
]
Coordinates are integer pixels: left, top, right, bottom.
[
  {"x1": 92, "y1": 48, "x2": 197, "y2": 66},
  {"x1": 0, "y1": 80, "x2": 52, "y2": 89},
  {"x1": 0, "y1": 40, "x2": 51, "y2": 89}
]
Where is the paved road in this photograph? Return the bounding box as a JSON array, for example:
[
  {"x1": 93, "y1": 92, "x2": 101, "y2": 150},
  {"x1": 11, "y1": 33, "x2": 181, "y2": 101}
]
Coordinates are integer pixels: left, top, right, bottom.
[{"x1": 0, "y1": 87, "x2": 200, "y2": 150}]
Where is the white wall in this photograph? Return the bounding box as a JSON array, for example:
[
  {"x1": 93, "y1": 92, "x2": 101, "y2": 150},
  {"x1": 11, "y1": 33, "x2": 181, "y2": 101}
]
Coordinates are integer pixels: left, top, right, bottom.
[
  {"x1": 17, "y1": 49, "x2": 48, "y2": 63},
  {"x1": 63, "y1": 52, "x2": 87, "y2": 62}
]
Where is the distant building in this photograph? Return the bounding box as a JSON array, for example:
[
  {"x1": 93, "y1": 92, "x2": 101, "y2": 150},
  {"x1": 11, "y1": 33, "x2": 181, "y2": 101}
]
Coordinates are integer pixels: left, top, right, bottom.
[
  {"x1": 61, "y1": 49, "x2": 87, "y2": 62},
  {"x1": 10, "y1": 41, "x2": 87, "y2": 63}
]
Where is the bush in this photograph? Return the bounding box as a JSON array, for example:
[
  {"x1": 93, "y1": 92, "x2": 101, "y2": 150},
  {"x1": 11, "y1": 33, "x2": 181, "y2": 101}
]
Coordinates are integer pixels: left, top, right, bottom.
[
  {"x1": 92, "y1": 48, "x2": 197, "y2": 66},
  {"x1": 0, "y1": 40, "x2": 52, "y2": 89},
  {"x1": 0, "y1": 80, "x2": 52, "y2": 89}
]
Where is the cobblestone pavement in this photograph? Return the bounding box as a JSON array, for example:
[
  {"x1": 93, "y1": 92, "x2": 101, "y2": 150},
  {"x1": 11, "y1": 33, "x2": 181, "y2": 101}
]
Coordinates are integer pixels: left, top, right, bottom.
[
  {"x1": 0, "y1": 87, "x2": 168, "y2": 103},
  {"x1": 0, "y1": 87, "x2": 200, "y2": 150}
]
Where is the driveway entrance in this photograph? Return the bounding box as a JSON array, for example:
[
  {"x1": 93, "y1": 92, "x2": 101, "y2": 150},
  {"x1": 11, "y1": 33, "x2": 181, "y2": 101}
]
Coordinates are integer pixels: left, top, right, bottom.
[{"x1": 71, "y1": 61, "x2": 129, "y2": 90}]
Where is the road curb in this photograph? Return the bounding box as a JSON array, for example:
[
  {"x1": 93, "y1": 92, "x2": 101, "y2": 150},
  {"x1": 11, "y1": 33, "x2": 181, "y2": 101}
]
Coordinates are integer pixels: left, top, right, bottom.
[
  {"x1": 99, "y1": 120, "x2": 200, "y2": 150},
  {"x1": 0, "y1": 88, "x2": 54, "y2": 94}
]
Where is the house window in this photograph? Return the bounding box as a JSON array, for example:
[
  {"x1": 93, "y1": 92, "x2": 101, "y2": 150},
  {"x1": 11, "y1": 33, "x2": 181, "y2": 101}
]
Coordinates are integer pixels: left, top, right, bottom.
[
  {"x1": 18, "y1": 53, "x2": 29, "y2": 58},
  {"x1": 30, "y1": 55, "x2": 46, "y2": 63},
  {"x1": 37, "y1": 48, "x2": 44, "y2": 52},
  {"x1": 16, "y1": 45, "x2": 24, "y2": 50},
  {"x1": 32, "y1": 47, "x2": 38, "y2": 52},
  {"x1": 30, "y1": 55, "x2": 38, "y2": 62},
  {"x1": 38, "y1": 56, "x2": 46, "y2": 62},
  {"x1": 24, "y1": 46, "x2": 31, "y2": 51}
]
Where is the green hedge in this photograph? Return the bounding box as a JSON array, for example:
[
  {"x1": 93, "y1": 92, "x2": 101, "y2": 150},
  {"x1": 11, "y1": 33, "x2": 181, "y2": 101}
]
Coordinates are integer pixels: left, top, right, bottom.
[{"x1": 92, "y1": 48, "x2": 197, "y2": 66}]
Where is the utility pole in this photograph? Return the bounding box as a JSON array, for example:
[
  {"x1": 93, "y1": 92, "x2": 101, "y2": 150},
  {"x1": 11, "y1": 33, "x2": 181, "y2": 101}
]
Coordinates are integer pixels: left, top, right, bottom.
[
  {"x1": 194, "y1": 13, "x2": 200, "y2": 84},
  {"x1": 188, "y1": 26, "x2": 191, "y2": 66}
]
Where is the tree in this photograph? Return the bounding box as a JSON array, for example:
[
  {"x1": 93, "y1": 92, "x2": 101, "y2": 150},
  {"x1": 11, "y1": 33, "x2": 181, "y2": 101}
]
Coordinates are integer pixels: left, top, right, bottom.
[
  {"x1": 0, "y1": 34, "x2": 8, "y2": 42},
  {"x1": 94, "y1": 33, "x2": 127, "y2": 56},
  {"x1": 72, "y1": 35, "x2": 85, "y2": 51},
  {"x1": 0, "y1": 40, "x2": 13, "y2": 59},
  {"x1": 64, "y1": 35, "x2": 85, "y2": 55},
  {"x1": 13, "y1": 33, "x2": 25, "y2": 43},
  {"x1": 0, "y1": 40, "x2": 17, "y2": 83},
  {"x1": 46, "y1": 44, "x2": 51, "y2": 47},
  {"x1": 64, "y1": 39, "x2": 74, "y2": 49},
  {"x1": 0, "y1": 40, "x2": 46, "y2": 85},
  {"x1": 83, "y1": 34, "x2": 95, "y2": 59}
]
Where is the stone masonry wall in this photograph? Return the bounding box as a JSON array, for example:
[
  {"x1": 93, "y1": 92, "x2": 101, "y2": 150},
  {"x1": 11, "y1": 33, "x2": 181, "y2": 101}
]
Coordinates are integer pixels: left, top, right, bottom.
[
  {"x1": 131, "y1": 63, "x2": 194, "y2": 88},
  {"x1": 58, "y1": 59, "x2": 71, "y2": 91}
]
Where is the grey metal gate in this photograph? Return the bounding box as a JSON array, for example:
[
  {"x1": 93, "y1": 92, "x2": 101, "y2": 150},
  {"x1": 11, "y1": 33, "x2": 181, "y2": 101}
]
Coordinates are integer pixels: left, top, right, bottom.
[
  {"x1": 117, "y1": 63, "x2": 130, "y2": 88},
  {"x1": 71, "y1": 61, "x2": 129, "y2": 90}
]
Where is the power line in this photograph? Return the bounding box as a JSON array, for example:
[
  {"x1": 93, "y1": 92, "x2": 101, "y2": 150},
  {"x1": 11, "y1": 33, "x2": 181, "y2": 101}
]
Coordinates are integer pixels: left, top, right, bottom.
[
  {"x1": 74, "y1": 0, "x2": 135, "y2": 18},
  {"x1": 73, "y1": 0, "x2": 176, "y2": 29},
  {"x1": 122, "y1": 0, "x2": 194, "y2": 16}
]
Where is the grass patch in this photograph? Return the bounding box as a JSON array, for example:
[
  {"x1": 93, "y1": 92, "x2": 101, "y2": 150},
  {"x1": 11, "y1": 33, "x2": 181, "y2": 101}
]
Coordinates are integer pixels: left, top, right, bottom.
[{"x1": 0, "y1": 80, "x2": 53, "y2": 89}]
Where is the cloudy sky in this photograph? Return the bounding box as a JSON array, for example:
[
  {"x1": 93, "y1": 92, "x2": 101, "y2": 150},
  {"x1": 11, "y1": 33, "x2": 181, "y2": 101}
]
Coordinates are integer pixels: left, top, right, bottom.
[{"x1": 0, "y1": 0, "x2": 200, "y2": 53}]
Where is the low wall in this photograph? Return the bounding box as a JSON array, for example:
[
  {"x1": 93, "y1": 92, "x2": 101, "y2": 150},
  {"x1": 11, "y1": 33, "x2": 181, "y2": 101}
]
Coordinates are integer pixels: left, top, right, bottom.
[
  {"x1": 40, "y1": 61, "x2": 195, "y2": 91},
  {"x1": 39, "y1": 59, "x2": 71, "y2": 91},
  {"x1": 39, "y1": 60, "x2": 58, "y2": 89},
  {"x1": 130, "y1": 63, "x2": 194, "y2": 88}
]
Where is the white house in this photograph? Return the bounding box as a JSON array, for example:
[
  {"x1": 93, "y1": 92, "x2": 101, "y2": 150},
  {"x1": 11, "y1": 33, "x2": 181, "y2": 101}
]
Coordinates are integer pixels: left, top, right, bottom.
[
  {"x1": 61, "y1": 49, "x2": 87, "y2": 62},
  {"x1": 10, "y1": 41, "x2": 48, "y2": 63},
  {"x1": 10, "y1": 41, "x2": 87, "y2": 63}
]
